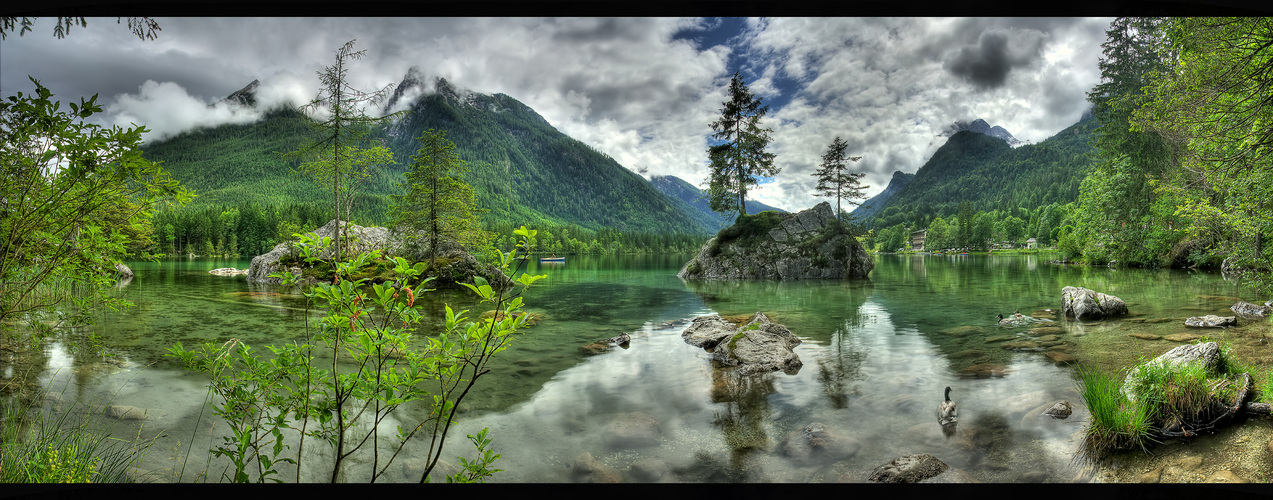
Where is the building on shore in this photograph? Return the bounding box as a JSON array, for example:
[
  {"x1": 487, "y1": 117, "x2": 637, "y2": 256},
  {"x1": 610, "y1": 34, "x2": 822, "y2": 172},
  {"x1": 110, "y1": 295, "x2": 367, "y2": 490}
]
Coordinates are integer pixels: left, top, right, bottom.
[{"x1": 910, "y1": 229, "x2": 927, "y2": 252}]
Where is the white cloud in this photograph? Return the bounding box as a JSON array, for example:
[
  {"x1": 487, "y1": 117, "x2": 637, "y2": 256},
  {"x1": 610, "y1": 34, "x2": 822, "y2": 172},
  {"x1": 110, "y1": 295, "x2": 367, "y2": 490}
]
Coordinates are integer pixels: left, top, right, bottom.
[{"x1": 107, "y1": 80, "x2": 261, "y2": 142}]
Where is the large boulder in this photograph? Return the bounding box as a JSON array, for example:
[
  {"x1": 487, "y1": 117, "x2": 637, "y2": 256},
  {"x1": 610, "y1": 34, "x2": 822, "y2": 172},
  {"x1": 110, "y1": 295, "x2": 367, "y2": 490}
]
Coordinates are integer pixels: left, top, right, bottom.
[
  {"x1": 1060, "y1": 286, "x2": 1128, "y2": 320},
  {"x1": 247, "y1": 219, "x2": 509, "y2": 289},
  {"x1": 681, "y1": 312, "x2": 802, "y2": 375},
  {"x1": 677, "y1": 202, "x2": 873, "y2": 280}
]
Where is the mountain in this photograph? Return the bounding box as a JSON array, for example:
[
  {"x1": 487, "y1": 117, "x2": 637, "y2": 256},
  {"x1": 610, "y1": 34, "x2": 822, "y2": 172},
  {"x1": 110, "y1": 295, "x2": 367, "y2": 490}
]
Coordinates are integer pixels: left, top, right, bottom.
[
  {"x1": 142, "y1": 73, "x2": 719, "y2": 236},
  {"x1": 946, "y1": 118, "x2": 1021, "y2": 146},
  {"x1": 648, "y1": 175, "x2": 786, "y2": 231},
  {"x1": 217, "y1": 79, "x2": 260, "y2": 108},
  {"x1": 380, "y1": 75, "x2": 716, "y2": 234},
  {"x1": 850, "y1": 170, "x2": 914, "y2": 221},
  {"x1": 862, "y1": 113, "x2": 1097, "y2": 229}
]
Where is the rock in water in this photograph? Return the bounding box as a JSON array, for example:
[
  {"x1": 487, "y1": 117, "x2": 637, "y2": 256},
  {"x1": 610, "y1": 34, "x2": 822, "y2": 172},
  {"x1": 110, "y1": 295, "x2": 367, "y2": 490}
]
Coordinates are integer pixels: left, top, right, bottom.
[
  {"x1": 246, "y1": 219, "x2": 509, "y2": 289},
  {"x1": 677, "y1": 202, "x2": 873, "y2": 280},
  {"x1": 1043, "y1": 401, "x2": 1073, "y2": 419},
  {"x1": 1184, "y1": 315, "x2": 1236, "y2": 328},
  {"x1": 868, "y1": 454, "x2": 949, "y2": 483},
  {"x1": 1060, "y1": 286, "x2": 1128, "y2": 320},
  {"x1": 1121, "y1": 342, "x2": 1223, "y2": 401},
  {"x1": 114, "y1": 262, "x2": 134, "y2": 278},
  {"x1": 681, "y1": 312, "x2": 802, "y2": 375},
  {"x1": 1231, "y1": 301, "x2": 1271, "y2": 318}
]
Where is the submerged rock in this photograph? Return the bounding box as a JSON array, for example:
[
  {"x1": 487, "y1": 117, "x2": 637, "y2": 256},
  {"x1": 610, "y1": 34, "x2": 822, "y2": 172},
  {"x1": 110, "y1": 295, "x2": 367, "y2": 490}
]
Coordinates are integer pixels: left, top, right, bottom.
[
  {"x1": 1184, "y1": 315, "x2": 1236, "y2": 328},
  {"x1": 579, "y1": 332, "x2": 631, "y2": 356},
  {"x1": 1061, "y1": 286, "x2": 1128, "y2": 320},
  {"x1": 1042, "y1": 400, "x2": 1073, "y2": 419},
  {"x1": 677, "y1": 202, "x2": 873, "y2": 280},
  {"x1": 209, "y1": 268, "x2": 248, "y2": 276},
  {"x1": 105, "y1": 405, "x2": 149, "y2": 421},
  {"x1": 572, "y1": 452, "x2": 622, "y2": 483},
  {"x1": 779, "y1": 422, "x2": 861, "y2": 465},
  {"x1": 957, "y1": 363, "x2": 1010, "y2": 378},
  {"x1": 602, "y1": 412, "x2": 661, "y2": 449}
]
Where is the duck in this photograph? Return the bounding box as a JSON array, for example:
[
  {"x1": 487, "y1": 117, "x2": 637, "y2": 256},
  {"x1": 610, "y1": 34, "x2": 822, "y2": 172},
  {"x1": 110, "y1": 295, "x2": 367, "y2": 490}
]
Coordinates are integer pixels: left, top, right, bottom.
[
  {"x1": 996, "y1": 313, "x2": 1014, "y2": 326},
  {"x1": 938, "y1": 386, "x2": 958, "y2": 425}
]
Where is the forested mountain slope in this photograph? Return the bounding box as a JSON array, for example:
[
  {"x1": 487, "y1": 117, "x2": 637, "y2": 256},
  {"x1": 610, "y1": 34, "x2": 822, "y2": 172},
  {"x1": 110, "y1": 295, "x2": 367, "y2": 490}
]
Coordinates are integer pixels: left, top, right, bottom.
[
  {"x1": 850, "y1": 170, "x2": 914, "y2": 221},
  {"x1": 141, "y1": 73, "x2": 719, "y2": 236},
  {"x1": 380, "y1": 75, "x2": 715, "y2": 234},
  {"x1": 863, "y1": 114, "x2": 1097, "y2": 229}
]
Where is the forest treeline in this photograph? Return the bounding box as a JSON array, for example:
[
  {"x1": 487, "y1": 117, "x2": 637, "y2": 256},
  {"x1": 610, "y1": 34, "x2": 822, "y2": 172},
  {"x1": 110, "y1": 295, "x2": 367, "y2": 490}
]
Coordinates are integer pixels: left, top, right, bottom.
[{"x1": 149, "y1": 201, "x2": 705, "y2": 259}]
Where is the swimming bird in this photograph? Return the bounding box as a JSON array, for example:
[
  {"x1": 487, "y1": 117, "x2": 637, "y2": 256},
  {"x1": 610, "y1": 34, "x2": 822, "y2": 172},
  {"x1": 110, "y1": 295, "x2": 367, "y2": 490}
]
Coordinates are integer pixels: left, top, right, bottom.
[
  {"x1": 996, "y1": 313, "x2": 1014, "y2": 326},
  {"x1": 938, "y1": 386, "x2": 958, "y2": 425}
]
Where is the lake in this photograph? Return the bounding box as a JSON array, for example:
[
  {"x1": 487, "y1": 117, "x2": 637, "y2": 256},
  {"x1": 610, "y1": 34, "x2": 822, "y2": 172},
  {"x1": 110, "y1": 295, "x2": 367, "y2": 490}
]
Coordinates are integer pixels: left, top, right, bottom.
[{"x1": 6, "y1": 252, "x2": 1270, "y2": 483}]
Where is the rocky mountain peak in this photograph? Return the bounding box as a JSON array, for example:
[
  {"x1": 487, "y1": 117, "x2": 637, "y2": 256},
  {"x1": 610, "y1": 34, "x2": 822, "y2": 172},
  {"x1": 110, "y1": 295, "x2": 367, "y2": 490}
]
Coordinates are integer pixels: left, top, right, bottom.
[
  {"x1": 945, "y1": 118, "x2": 1021, "y2": 146},
  {"x1": 217, "y1": 79, "x2": 259, "y2": 108}
]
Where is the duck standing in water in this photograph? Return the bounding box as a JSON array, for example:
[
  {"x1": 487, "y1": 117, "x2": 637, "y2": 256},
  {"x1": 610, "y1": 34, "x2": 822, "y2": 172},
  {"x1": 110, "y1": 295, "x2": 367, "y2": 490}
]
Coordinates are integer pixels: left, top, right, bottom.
[{"x1": 938, "y1": 386, "x2": 958, "y2": 426}]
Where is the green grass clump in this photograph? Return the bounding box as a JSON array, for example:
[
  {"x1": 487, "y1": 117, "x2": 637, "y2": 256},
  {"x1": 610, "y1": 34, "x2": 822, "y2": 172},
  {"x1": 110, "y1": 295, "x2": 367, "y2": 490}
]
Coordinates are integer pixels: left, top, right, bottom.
[
  {"x1": 1126, "y1": 361, "x2": 1213, "y2": 428},
  {"x1": 1075, "y1": 364, "x2": 1156, "y2": 456},
  {"x1": 1, "y1": 386, "x2": 152, "y2": 483}
]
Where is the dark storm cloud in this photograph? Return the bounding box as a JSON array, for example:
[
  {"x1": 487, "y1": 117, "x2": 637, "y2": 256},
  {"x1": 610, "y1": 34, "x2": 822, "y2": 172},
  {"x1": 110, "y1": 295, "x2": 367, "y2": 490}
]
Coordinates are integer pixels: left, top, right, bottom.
[{"x1": 942, "y1": 28, "x2": 1048, "y2": 90}]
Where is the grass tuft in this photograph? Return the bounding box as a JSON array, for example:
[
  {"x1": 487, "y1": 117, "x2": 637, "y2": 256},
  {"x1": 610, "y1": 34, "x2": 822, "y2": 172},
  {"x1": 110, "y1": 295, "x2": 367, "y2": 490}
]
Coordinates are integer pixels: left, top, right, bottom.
[
  {"x1": 1, "y1": 381, "x2": 154, "y2": 483},
  {"x1": 1074, "y1": 364, "x2": 1156, "y2": 456}
]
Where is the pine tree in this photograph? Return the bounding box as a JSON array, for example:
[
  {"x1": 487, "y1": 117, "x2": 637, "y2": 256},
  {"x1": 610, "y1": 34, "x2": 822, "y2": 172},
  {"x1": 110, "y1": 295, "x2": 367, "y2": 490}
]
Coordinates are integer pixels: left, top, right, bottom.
[
  {"x1": 706, "y1": 72, "x2": 779, "y2": 220},
  {"x1": 811, "y1": 136, "x2": 865, "y2": 220},
  {"x1": 285, "y1": 39, "x2": 398, "y2": 263}
]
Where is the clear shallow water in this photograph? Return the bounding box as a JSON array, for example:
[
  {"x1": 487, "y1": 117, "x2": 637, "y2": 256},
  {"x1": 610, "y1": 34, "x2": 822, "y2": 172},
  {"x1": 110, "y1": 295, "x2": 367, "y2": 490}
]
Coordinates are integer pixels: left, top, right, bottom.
[{"x1": 10, "y1": 253, "x2": 1267, "y2": 482}]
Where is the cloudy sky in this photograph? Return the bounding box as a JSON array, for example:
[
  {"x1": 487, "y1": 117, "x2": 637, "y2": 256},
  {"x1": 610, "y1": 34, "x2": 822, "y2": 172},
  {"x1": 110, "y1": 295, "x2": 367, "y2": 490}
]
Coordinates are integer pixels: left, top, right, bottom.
[{"x1": 2, "y1": 16, "x2": 1112, "y2": 212}]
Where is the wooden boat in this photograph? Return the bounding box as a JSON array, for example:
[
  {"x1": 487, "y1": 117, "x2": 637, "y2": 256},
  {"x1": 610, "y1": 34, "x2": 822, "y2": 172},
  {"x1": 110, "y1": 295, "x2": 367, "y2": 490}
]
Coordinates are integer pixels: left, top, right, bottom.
[{"x1": 540, "y1": 256, "x2": 565, "y2": 263}]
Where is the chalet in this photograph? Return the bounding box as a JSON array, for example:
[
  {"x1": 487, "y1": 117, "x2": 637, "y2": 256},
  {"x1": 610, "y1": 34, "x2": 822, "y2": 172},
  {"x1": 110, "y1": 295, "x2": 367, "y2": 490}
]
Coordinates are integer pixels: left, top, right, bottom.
[{"x1": 910, "y1": 229, "x2": 927, "y2": 251}]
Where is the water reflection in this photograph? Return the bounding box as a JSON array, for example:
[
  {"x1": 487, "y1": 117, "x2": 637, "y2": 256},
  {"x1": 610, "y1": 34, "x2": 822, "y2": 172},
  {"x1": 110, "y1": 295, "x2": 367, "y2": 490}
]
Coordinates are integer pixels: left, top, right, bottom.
[{"x1": 9, "y1": 253, "x2": 1266, "y2": 482}]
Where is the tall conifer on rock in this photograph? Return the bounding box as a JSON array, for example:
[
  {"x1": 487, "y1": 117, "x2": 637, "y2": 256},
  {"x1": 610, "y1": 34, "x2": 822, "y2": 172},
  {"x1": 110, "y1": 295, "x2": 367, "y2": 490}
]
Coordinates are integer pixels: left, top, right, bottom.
[
  {"x1": 285, "y1": 39, "x2": 399, "y2": 263},
  {"x1": 706, "y1": 72, "x2": 779, "y2": 220},
  {"x1": 811, "y1": 136, "x2": 865, "y2": 221},
  {"x1": 391, "y1": 128, "x2": 485, "y2": 268}
]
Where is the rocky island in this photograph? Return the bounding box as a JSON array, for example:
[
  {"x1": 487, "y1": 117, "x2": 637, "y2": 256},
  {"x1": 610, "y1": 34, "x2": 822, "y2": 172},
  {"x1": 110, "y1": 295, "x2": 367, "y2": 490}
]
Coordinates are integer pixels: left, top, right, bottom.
[
  {"x1": 246, "y1": 219, "x2": 510, "y2": 289},
  {"x1": 677, "y1": 202, "x2": 874, "y2": 280}
]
